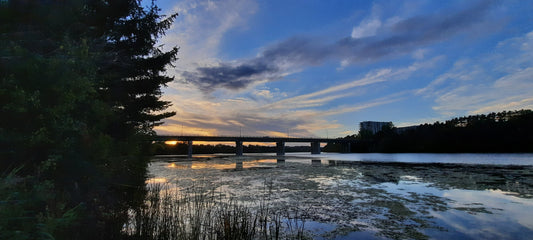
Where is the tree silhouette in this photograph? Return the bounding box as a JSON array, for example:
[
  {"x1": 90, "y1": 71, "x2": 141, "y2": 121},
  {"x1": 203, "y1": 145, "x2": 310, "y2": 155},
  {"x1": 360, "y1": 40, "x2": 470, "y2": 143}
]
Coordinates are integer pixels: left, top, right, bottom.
[
  {"x1": 330, "y1": 110, "x2": 533, "y2": 153},
  {"x1": 1, "y1": 1, "x2": 178, "y2": 239}
]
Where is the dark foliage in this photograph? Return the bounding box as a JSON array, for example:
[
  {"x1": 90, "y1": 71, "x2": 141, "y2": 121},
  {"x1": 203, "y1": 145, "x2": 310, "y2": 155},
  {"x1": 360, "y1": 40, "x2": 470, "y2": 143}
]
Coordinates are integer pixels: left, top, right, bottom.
[
  {"x1": 1, "y1": 0, "x2": 177, "y2": 239},
  {"x1": 329, "y1": 110, "x2": 533, "y2": 153}
]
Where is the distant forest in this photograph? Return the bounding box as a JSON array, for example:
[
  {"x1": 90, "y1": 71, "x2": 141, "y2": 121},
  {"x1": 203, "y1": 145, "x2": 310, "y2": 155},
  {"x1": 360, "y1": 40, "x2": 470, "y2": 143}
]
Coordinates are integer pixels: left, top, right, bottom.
[
  {"x1": 324, "y1": 109, "x2": 533, "y2": 153},
  {"x1": 153, "y1": 143, "x2": 311, "y2": 155}
]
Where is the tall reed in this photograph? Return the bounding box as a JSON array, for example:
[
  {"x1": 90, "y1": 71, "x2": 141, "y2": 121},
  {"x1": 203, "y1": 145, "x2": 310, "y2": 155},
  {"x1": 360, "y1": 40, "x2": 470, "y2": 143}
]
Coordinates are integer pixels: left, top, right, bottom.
[{"x1": 124, "y1": 183, "x2": 310, "y2": 240}]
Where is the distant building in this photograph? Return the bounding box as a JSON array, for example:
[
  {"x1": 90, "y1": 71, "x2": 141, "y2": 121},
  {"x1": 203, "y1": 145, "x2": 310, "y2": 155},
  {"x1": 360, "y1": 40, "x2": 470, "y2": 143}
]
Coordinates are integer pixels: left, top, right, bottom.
[{"x1": 359, "y1": 121, "x2": 393, "y2": 134}]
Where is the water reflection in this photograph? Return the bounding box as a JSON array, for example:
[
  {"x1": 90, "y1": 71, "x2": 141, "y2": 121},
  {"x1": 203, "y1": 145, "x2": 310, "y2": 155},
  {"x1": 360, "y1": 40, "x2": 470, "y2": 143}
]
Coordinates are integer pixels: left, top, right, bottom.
[
  {"x1": 277, "y1": 158, "x2": 285, "y2": 168},
  {"x1": 162, "y1": 158, "x2": 283, "y2": 170},
  {"x1": 148, "y1": 155, "x2": 533, "y2": 239},
  {"x1": 312, "y1": 159, "x2": 322, "y2": 166},
  {"x1": 145, "y1": 177, "x2": 167, "y2": 184},
  {"x1": 235, "y1": 160, "x2": 243, "y2": 170}
]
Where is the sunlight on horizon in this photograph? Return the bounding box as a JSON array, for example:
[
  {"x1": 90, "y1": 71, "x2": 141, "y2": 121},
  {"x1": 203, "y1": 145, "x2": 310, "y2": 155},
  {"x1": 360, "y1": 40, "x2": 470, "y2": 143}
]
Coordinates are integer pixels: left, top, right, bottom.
[{"x1": 164, "y1": 140, "x2": 179, "y2": 145}]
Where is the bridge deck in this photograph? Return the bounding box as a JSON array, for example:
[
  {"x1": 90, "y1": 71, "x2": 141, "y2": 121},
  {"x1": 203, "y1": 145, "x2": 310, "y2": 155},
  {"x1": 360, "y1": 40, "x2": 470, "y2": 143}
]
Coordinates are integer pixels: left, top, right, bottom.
[
  {"x1": 153, "y1": 135, "x2": 356, "y2": 143},
  {"x1": 153, "y1": 135, "x2": 355, "y2": 157}
]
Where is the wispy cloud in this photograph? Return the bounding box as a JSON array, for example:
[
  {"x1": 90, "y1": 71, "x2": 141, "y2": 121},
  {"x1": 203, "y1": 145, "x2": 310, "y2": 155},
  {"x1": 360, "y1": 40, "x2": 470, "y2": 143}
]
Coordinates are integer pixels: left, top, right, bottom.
[
  {"x1": 162, "y1": 0, "x2": 257, "y2": 67},
  {"x1": 155, "y1": 0, "x2": 529, "y2": 139},
  {"x1": 181, "y1": 0, "x2": 497, "y2": 93},
  {"x1": 157, "y1": 48, "x2": 441, "y2": 137},
  {"x1": 264, "y1": 56, "x2": 440, "y2": 111},
  {"x1": 422, "y1": 30, "x2": 533, "y2": 116}
]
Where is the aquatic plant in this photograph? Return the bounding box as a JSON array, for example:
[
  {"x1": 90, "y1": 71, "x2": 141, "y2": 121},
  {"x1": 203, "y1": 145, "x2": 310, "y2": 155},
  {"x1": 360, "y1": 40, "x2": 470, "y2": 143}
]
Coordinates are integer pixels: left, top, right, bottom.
[{"x1": 124, "y1": 183, "x2": 311, "y2": 240}]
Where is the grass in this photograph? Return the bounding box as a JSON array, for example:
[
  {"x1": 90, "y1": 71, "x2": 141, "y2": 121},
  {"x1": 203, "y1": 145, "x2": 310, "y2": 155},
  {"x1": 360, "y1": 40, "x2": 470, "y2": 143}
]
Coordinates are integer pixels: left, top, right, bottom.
[{"x1": 124, "y1": 183, "x2": 310, "y2": 240}]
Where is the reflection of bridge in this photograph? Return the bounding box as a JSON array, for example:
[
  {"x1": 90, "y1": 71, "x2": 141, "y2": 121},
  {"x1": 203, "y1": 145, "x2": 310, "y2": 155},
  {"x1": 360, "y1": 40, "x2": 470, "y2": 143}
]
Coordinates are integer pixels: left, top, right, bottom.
[{"x1": 153, "y1": 135, "x2": 356, "y2": 157}]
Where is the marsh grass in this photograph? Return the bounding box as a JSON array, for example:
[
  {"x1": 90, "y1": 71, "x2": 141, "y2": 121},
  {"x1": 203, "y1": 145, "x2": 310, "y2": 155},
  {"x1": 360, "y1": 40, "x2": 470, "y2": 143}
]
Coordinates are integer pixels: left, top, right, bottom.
[{"x1": 124, "y1": 183, "x2": 310, "y2": 240}]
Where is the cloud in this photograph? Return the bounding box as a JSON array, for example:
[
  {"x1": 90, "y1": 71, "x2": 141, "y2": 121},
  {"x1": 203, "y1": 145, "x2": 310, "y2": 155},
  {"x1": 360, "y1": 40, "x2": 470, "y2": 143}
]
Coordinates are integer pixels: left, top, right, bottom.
[
  {"x1": 336, "y1": 0, "x2": 495, "y2": 63},
  {"x1": 180, "y1": 0, "x2": 498, "y2": 93},
  {"x1": 264, "y1": 56, "x2": 440, "y2": 111},
  {"x1": 422, "y1": 31, "x2": 533, "y2": 116},
  {"x1": 156, "y1": 63, "x2": 414, "y2": 138},
  {"x1": 162, "y1": 0, "x2": 257, "y2": 68},
  {"x1": 156, "y1": 0, "x2": 524, "y2": 138},
  {"x1": 182, "y1": 62, "x2": 277, "y2": 92},
  {"x1": 158, "y1": 109, "x2": 317, "y2": 137},
  {"x1": 253, "y1": 89, "x2": 273, "y2": 99},
  {"x1": 181, "y1": 35, "x2": 337, "y2": 92},
  {"x1": 472, "y1": 97, "x2": 533, "y2": 115},
  {"x1": 321, "y1": 96, "x2": 402, "y2": 117},
  {"x1": 351, "y1": 18, "x2": 382, "y2": 39},
  {"x1": 351, "y1": 4, "x2": 382, "y2": 39},
  {"x1": 390, "y1": 0, "x2": 493, "y2": 41},
  {"x1": 412, "y1": 48, "x2": 428, "y2": 60}
]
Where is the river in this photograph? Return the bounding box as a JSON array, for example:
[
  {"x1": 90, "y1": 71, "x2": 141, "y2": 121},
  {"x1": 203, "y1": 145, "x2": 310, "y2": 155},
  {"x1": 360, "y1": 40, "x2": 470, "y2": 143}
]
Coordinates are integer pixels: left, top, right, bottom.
[{"x1": 147, "y1": 153, "x2": 533, "y2": 239}]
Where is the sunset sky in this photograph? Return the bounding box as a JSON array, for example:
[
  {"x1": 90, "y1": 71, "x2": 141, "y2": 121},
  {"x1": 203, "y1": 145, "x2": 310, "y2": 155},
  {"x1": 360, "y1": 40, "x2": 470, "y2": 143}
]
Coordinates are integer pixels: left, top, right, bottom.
[{"x1": 150, "y1": 0, "x2": 533, "y2": 138}]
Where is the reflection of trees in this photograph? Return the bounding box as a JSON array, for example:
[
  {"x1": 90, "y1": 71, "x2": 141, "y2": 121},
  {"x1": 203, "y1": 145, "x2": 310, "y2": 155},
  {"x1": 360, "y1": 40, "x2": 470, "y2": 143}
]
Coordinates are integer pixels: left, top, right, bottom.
[
  {"x1": 153, "y1": 142, "x2": 313, "y2": 154},
  {"x1": 330, "y1": 161, "x2": 533, "y2": 198}
]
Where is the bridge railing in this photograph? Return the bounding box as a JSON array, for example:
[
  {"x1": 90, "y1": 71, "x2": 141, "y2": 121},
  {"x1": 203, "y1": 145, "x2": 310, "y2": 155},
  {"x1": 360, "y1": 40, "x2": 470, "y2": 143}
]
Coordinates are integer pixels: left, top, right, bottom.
[
  {"x1": 154, "y1": 134, "x2": 338, "y2": 139},
  {"x1": 152, "y1": 134, "x2": 356, "y2": 142}
]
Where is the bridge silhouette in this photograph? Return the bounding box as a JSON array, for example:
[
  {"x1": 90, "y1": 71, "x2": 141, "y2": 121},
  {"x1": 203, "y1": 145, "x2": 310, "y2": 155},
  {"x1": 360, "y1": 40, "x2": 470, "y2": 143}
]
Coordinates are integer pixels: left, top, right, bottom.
[{"x1": 153, "y1": 135, "x2": 356, "y2": 157}]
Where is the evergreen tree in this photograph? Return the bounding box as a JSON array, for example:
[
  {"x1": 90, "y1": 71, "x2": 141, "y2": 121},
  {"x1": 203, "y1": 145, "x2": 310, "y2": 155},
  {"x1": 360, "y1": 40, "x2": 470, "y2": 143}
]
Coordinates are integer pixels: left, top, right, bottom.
[
  {"x1": 1, "y1": 0, "x2": 178, "y2": 239},
  {"x1": 90, "y1": 0, "x2": 178, "y2": 137}
]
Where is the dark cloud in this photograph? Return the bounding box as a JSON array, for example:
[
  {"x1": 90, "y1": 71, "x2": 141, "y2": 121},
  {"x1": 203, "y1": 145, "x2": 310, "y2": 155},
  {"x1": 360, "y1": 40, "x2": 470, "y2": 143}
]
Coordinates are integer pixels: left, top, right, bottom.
[
  {"x1": 260, "y1": 36, "x2": 335, "y2": 65},
  {"x1": 183, "y1": 1, "x2": 496, "y2": 93},
  {"x1": 183, "y1": 62, "x2": 277, "y2": 93},
  {"x1": 391, "y1": 0, "x2": 493, "y2": 39},
  {"x1": 336, "y1": 0, "x2": 495, "y2": 62}
]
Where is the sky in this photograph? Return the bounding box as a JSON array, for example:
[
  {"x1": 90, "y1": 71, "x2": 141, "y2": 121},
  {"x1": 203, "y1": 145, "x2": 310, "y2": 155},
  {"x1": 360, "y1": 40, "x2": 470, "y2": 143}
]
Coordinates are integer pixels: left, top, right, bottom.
[{"x1": 150, "y1": 0, "x2": 533, "y2": 139}]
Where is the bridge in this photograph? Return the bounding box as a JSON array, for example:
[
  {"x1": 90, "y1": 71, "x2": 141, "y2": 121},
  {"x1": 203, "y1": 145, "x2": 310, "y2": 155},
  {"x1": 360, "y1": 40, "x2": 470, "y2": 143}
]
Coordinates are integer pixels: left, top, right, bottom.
[{"x1": 153, "y1": 135, "x2": 356, "y2": 157}]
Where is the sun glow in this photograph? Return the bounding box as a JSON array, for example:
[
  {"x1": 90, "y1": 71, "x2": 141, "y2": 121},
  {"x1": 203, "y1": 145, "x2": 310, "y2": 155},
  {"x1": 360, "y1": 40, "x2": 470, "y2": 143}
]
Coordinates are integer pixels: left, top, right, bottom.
[{"x1": 165, "y1": 140, "x2": 179, "y2": 145}]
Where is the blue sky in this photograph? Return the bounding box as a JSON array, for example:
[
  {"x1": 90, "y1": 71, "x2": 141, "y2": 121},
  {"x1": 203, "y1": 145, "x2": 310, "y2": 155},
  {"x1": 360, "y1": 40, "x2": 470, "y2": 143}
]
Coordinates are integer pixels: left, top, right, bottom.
[{"x1": 151, "y1": 0, "x2": 533, "y2": 138}]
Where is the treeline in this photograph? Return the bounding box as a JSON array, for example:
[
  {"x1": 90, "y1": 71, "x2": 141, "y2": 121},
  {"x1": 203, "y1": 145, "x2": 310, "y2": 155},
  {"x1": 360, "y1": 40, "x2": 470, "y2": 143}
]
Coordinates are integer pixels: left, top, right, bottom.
[
  {"x1": 153, "y1": 142, "x2": 312, "y2": 154},
  {"x1": 1, "y1": 1, "x2": 177, "y2": 239},
  {"x1": 326, "y1": 110, "x2": 533, "y2": 153}
]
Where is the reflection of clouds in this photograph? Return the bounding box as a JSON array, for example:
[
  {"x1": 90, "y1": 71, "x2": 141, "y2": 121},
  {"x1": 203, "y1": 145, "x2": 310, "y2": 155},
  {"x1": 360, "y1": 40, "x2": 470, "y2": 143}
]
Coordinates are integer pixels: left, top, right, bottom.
[
  {"x1": 444, "y1": 189, "x2": 533, "y2": 226},
  {"x1": 309, "y1": 176, "x2": 338, "y2": 188},
  {"x1": 381, "y1": 178, "x2": 533, "y2": 239},
  {"x1": 399, "y1": 175, "x2": 422, "y2": 182},
  {"x1": 190, "y1": 161, "x2": 234, "y2": 170},
  {"x1": 186, "y1": 159, "x2": 277, "y2": 170},
  {"x1": 167, "y1": 162, "x2": 189, "y2": 169},
  {"x1": 436, "y1": 188, "x2": 533, "y2": 237},
  {"x1": 147, "y1": 156, "x2": 533, "y2": 238}
]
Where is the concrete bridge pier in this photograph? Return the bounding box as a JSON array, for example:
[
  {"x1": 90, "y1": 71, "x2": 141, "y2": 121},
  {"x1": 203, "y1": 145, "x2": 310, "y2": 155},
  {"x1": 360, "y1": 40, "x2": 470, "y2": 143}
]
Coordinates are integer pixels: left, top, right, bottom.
[
  {"x1": 276, "y1": 141, "x2": 285, "y2": 156},
  {"x1": 236, "y1": 141, "x2": 243, "y2": 156},
  {"x1": 311, "y1": 141, "x2": 321, "y2": 154},
  {"x1": 187, "y1": 140, "x2": 193, "y2": 158}
]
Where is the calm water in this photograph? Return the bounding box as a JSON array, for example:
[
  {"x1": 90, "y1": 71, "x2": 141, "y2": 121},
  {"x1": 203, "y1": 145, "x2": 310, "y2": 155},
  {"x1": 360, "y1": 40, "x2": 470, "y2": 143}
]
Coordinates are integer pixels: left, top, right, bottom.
[
  {"x1": 286, "y1": 152, "x2": 533, "y2": 165},
  {"x1": 147, "y1": 153, "x2": 533, "y2": 239}
]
